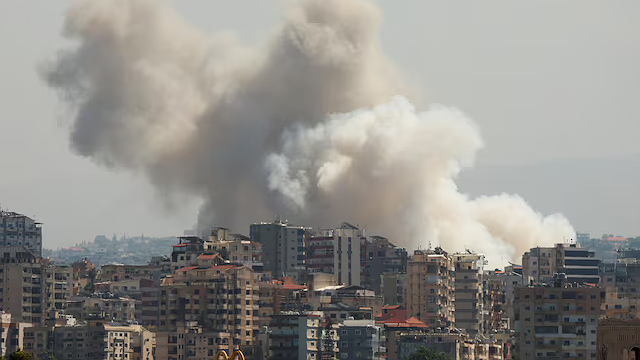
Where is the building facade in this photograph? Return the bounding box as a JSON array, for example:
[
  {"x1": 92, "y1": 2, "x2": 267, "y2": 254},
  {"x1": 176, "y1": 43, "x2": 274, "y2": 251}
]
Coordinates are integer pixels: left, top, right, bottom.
[
  {"x1": 522, "y1": 243, "x2": 600, "y2": 285},
  {"x1": 380, "y1": 273, "x2": 406, "y2": 306},
  {"x1": 338, "y1": 319, "x2": 384, "y2": 360},
  {"x1": 0, "y1": 211, "x2": 42, "y2": 257},
  {"x1": 406, "y1": 248, "x2": 455, "y2": 329},
  {"x1": 250, "y1": 221, "x2": 308, "y2": 278},
  {"x1": 514, "y1": 283, "x2": 604, "y2": 360},
  {"x1": 454, "y1": 253, "x2": 485, "y2": 336},
  {"x1": 152, "y1": 264, "x2": 260, "y2": 360},
  {"x1": 361, "y1": 236, "x2": 407, "y2": 293}
]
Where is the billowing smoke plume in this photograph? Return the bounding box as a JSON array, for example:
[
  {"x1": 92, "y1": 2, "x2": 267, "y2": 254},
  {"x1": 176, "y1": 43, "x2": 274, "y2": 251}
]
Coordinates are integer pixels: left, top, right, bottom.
[{"x1": 44, "y1": 0, "x2": 574, "y2": 265}]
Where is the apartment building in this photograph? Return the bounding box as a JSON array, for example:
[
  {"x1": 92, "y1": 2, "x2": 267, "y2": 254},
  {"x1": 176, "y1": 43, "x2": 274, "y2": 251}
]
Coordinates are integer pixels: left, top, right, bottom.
[
  {"x1": 484, "y1": 271, "x2": 507, "y2": 333},
  {"x1": 306, "y1": 229, "x2": 336, "y2": 275},
  {"x1": 66, "y1": 295, "x2": 138, "y2": 323},
  {"x1": 600, "y1": 290, "x2": 640, "y2": 319},
  {"x1": 406, "y1": 248, "x2": 455, "y2": 329},
  {"x1": 250, "y1": 220, "x2": 309, "y2": 278},
  {"x1": 205, "y1": 237, "x2": 264, "y2": 271},
  {"x1": 454, "y1": 253, "x2": 485, "y2": 336},
  {"x1": 361, "y1": 236, "x2": 408, "y2": 293},
  {"x1": 338, "y1": 319, "x2": 384, "y2": 360},
  {"x1": 0, "y1": 211, "x2": 42, "y2": 257},
  {"x1": 0, "y1": 248, "x2": 72, "y2": 325},
  {"x1": 484, "y1": 268, "x2": 523, "y2": 331},
  {"x1": 104, "y1": 324, "x2": 155, "y2": 360},
  {"x1": 95, "y1": 278, "x2": 154, "y2": 300},
  {"x1": 397, "y1": 331, "x2": 505, "y2": 360},
  {"x1": 380, "y1": 273, "x2": 406, "y2": 306},
  {"x1": 170, "y1": 236, "x2": 207, "y2": 271},
  {"x1": 98, "y1": 263, "x2": 169, "y2": 283},
  {"x1": 152, "y1": 264, "x2": 260, "y2": 360},
  {"x1": 522, "y1": 243, "x2": 600, "y2": 285},
  {"x1": 53, "y1": 317, "x2": 108, "y2": 360},
  {"x1": 44, "y1": 263, "x2": 72, "y2": 322},
  {"x1": 600, "y1": 259, "x2": 640, "y2": 299},
  {"x1": 0, "y1": 312, "x2": 33, "y2": 358},
  {"x1": 514, "y1": 281, "x2": 605, "y2": 360},
  {"x1": 334, "y1": 222, "x2": 364, "y2": 287},
  {"x1": 268, "y1": 311, "x2": 324, "y2": 360}
]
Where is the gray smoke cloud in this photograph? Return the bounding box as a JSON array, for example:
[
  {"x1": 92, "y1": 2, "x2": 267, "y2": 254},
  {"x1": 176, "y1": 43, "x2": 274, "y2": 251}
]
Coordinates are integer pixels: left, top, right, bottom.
[{"x1": 44, "y1": 0, "x2": 574, "y2": 266}]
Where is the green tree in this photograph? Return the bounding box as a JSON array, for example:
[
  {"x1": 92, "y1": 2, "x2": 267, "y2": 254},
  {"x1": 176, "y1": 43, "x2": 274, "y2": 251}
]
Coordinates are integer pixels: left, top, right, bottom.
[
  {"x1": 405, "y1": 347, "x2": 451, "y2": 360},
  {"x1": 5, "y1": 349, "x2": 33, "y2": 360}
]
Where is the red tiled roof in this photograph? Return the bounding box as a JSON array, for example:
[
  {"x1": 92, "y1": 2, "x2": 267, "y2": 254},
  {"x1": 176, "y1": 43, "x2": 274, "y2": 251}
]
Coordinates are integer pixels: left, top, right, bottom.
[
  {"x1": 382, "y1": 305, "x2": 401, "y2": 310},
  {"x1": 377, "y1": 316, "x2": 427, "y2": 328},
  {"x1": 197, "y1": 254, "x2": 219, "y2": 259}
]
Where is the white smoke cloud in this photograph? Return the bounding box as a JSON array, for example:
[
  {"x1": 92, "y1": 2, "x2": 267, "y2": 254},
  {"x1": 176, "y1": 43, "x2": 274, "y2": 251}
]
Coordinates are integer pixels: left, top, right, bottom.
[{"x1": 44, "y1": 0, "x2": 574, "y2": 266}]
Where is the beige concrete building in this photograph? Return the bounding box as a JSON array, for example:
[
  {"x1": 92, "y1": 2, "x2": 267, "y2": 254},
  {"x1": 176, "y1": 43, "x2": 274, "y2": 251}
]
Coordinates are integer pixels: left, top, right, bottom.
[
  {"x1": 454, "y1": 253, "x2": 485, "y2": 336},
  {"x1": 406, "y1": 248, "x2": 455, "y2": 329},
  {"x1": 151, "y1": 264, "x2": 260, "y2": 360},
  {"x1": 98, "y1": 263, "x2": 169, "y2": 283},
  {"x1": 104, "y1": 324, "x2": 155, "y2": 360},
  {"x1": 0, "y1": 312, "x2": 33, "y2": 358},
  {"x1": 66, "y1": 295, "x2": 138, "y2": 323},
  {"x1": 601, "y1": 290, "x2": 640, "y2": 319},
  {"x1": 514, "y1": 283, "x2": 604, "y2": 360},
  {"x1": 0, "y1": 248, "x2": 71, "y2": 325}
]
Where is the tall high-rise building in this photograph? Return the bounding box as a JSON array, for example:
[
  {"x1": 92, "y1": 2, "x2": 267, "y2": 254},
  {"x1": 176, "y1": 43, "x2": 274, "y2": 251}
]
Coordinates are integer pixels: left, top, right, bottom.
[
  {"x1": 453, "y1": 253, "x2": 485, "y2": 336},
  {"x1": 406, "y1": 248, "x2": 455, "y2": 329},
  {"x1": 522, "y1": 243, "x2": 600, "y2": 285},
  {"x1": 0, "y1": 211, "x2": 42, "y2": 257},
  {"x1": 250, "y1": 220, "x2": 308, "y2": 278},
  {"x1": 334, "y1": 222, "x2": 363, "y2": 287}
]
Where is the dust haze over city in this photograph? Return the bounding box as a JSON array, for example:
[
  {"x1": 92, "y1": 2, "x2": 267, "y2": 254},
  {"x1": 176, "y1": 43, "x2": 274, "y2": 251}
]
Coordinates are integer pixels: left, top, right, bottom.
[{"x1": 2, "y1": 0, "x2": 639, "y2": 267}]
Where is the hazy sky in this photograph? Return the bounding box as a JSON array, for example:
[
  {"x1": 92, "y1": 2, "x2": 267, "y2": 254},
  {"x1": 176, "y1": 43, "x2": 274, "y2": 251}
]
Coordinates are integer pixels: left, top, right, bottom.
[{"x1": 1, "y1": 1, "x2": 639, "y2": 249}]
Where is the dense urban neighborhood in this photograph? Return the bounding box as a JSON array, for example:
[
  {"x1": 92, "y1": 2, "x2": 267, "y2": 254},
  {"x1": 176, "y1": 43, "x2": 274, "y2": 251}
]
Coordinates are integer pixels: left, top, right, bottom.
[{"x1": 1, "y1": 209, "x2": 640, "y2": 359}]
